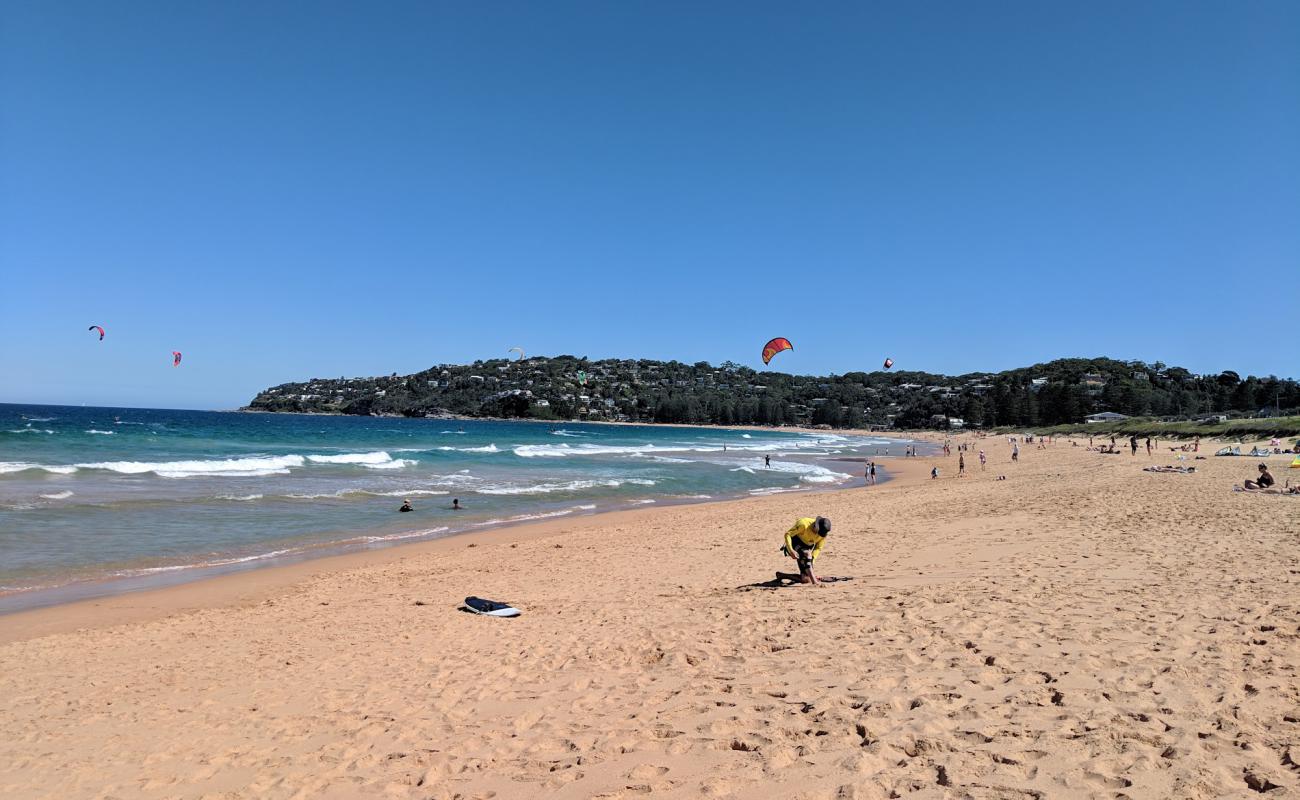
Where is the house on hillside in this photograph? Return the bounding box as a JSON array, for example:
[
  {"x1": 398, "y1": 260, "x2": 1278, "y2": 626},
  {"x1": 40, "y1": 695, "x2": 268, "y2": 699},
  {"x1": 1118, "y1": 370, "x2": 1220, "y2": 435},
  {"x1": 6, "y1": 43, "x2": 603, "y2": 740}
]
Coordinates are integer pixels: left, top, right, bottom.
[{"x1": 1084, "y1": 411, "x2": 1128, "y2": 423}]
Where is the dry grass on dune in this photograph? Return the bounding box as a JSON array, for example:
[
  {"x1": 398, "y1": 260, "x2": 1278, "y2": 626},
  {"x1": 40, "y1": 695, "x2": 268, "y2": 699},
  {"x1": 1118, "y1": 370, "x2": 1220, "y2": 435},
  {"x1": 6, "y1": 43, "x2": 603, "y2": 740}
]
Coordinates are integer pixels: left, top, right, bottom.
[{"x1": 1, "y1": 437, "x2": 1298, "y2": 799}]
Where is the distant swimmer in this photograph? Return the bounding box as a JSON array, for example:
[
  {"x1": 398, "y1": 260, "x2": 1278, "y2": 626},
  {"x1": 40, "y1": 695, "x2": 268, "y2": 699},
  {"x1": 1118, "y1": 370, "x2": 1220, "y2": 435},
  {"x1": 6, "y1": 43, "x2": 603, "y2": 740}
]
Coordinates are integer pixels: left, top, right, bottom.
[
  {"x1": 451, "y1": 498, "x2": 462, "y2": 510},
  {"x1": 399, "y1": 499, "x2": 413, "y2": 513},
  {"x1": 777, "y1": 516, "x2": 831, "y2": 586},
  {"x1": 764, "y1": 455, "x2": 771, "y2": 469}
]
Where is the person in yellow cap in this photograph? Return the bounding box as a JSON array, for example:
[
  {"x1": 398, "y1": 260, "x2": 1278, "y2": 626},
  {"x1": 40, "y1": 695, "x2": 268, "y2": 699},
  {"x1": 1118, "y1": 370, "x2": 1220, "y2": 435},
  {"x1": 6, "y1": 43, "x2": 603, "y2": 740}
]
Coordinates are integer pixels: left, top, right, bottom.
[{"x1": 778, "y1": 516, "x2": 831, "y2": 585}]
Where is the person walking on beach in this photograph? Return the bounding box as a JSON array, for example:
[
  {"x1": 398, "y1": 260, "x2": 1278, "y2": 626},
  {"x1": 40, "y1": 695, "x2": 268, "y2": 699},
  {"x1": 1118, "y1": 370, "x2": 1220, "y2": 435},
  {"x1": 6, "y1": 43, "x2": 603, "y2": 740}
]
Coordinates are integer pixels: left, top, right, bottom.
[
  {"x1": 869, "y1": 461, "x2": 876, "y2": 485},
  {"x1": 1011, "y1": 443, "x2": 1019, "y2": 462},
  {"x1": 958, "y1": 452, "x2": 966, "y2": 477},
  {"x1": 931, "y1": 466, "x2": 939, "y2": 479},
  {"x1": 979, "y1": 449, "x2": 986, "y2": 470},
  {"x1": 1146, "y1": 437, "x2": 1152, "y2": 457},
  {"x1": 1130, "y1": 435, "x2": 1139, "y2": 456},
  {"x1": 778, "y1": 516, "x2": 831, "y2": 585}
]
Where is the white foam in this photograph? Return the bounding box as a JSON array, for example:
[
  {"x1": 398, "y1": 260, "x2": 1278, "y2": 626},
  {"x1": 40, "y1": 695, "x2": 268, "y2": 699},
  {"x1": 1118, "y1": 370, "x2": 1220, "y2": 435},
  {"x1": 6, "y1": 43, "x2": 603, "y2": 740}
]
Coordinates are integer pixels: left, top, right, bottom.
[
  {"x1": 0, "y1": 462, "x2": 78, "y2": 475},
  {"x1": 85, "y1": 429, "x2": 115, "y2": 435},
  {"x1": 39, "y1": 490, "x2": 74, "y2": 500},
  {"x1": 305, "y1": 451, "x2": 399, "y2": 466},
  {"x1": 68, "y1": 451, "x2": 417, "y2": 478},
  {"x1": 512, "y1": 435, "x2": 855, "y2": 459},
  {"x1": 479, "y1": 477, "x2": 657, "y2": 496},
  {"x1": 216, "y1": 494, "x2": 263, "y2": 502},
  {"x1": 437, "y1": 444, "x2": 499, "y2": 453},
  {"x1": 360, "y1": 458, "x2": 417, "y2": 470},
  {"x1": 647, "y1": 455, "x2": 695, "y2": 464},
  {"x1": 360, "y1": 489, "x2": 450, "y2": 497},
  {"x1": 22, "y1": 416, "x2": 55, "y2": 422},
  {"x1": 476, "y1": 508, "x2": 577, "y2": 526},
  {"x1": 718, "y1": 458, "x2": 851, "y2": 485},
  {"x1": 478, "y1": 478, "x2": 620, "y2": 495},
  {"x1": 355, "y1": 526, "x2": 450, "y2": 544},
  {"x1": 551, "y1": 430, "x2": 584, "y2": 437},
  {"x1": 78, "y1": 455, "x2": 306, "y2": 478},
  {"x1": 575, "y1": 504, "x2": 597, "y2": 510},
  {"x1": 113, "y1": 548, "x2": 301, "y2": 577},
  {"x1": 7, "y1": 428, "x2": 54, "y2": 434}
]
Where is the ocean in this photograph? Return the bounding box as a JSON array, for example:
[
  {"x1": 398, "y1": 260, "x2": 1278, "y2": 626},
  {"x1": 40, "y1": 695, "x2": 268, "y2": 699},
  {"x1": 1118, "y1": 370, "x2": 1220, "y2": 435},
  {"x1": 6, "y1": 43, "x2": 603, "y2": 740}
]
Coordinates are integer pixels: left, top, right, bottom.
[{"x1": 0, "y1": 404, "x2": 923, "y2": 611}]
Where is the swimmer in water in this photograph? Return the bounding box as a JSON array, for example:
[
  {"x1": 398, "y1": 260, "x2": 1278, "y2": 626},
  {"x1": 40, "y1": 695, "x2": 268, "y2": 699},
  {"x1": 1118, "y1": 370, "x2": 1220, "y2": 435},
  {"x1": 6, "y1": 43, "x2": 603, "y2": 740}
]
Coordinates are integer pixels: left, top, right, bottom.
[
  {"x1": 399, "y1": 499, "x2": 413, "y2": 513},
  {"x1": 451, "y1": 498, "x2": 462, "y2": 510}
]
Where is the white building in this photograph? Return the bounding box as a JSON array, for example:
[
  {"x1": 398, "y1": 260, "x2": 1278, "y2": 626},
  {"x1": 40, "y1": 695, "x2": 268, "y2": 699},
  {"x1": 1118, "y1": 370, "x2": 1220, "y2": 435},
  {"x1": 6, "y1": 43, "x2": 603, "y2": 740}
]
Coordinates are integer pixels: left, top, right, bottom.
[{"x1": 1084, "y1": 411, "x2": 1128, "y2": 423}]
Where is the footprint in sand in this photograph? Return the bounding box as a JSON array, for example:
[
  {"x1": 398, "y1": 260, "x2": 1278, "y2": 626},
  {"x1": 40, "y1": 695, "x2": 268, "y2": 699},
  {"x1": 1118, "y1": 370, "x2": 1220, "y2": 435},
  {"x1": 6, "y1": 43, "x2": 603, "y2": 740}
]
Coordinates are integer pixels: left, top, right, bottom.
[{"x1": 626, "y1": 764, "x2": 670, "y2": 780}]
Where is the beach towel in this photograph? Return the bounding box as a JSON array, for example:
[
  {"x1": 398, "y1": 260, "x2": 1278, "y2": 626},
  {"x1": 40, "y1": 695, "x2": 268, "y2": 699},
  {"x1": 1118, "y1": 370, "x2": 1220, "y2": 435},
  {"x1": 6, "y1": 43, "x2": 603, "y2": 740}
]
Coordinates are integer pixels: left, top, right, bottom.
[{"x1": 1291, "y1": 454, "x2": 1300, "y2": 469}]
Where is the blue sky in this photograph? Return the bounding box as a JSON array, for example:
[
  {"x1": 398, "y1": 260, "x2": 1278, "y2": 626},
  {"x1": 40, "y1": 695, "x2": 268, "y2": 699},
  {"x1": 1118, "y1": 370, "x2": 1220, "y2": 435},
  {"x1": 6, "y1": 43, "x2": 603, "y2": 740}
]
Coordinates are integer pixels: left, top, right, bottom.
[{"x1": 2, "y1": 1, "x2": 1297, "y2": 409}]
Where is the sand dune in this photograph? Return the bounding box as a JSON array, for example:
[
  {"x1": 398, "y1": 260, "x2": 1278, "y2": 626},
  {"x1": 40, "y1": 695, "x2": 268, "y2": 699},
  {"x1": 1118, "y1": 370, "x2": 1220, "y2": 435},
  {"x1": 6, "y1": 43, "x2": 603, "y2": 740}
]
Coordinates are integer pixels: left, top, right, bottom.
[{"x1": 2, "y1": 436, "x2": 1298, "y2": 799}]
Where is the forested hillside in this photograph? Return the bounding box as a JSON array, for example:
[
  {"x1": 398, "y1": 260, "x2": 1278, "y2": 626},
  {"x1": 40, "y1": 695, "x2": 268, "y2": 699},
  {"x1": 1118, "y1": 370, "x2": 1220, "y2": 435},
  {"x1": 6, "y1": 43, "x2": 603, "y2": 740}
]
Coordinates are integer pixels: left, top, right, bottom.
[{"x1": 245, "y1": 357, "x2": 1299, "y2": 429}]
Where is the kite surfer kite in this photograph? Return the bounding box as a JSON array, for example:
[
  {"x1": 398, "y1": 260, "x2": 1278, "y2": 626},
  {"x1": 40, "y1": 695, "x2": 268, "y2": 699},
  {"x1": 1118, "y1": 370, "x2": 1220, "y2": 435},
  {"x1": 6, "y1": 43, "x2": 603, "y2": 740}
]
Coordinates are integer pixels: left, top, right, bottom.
[{"x1": 761, "y1": 337, "x2": 793, "y2": 365}]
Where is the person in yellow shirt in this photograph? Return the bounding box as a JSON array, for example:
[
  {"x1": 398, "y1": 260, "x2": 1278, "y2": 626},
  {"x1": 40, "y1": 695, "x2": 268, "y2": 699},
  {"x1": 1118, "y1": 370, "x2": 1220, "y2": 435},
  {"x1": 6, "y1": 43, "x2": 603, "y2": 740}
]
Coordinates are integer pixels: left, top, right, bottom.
[{"x1": 779, "y1": 516, "x2": 831, "y2": 585}]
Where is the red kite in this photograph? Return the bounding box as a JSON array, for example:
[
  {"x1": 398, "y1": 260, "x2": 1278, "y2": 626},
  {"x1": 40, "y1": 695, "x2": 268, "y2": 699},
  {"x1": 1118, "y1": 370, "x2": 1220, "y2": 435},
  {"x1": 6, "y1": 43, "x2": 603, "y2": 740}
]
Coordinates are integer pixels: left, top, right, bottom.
[{"x1": 761, "y1": 337, "x2": 793, "y2": 365}]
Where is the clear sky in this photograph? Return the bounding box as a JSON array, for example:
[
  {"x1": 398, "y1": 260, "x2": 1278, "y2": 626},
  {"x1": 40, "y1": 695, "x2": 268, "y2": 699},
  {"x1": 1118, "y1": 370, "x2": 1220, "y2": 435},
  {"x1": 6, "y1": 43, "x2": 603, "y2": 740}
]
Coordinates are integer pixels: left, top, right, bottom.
[{"x1": 2, "y1": 1, "x2": 1297, "y2": 409}]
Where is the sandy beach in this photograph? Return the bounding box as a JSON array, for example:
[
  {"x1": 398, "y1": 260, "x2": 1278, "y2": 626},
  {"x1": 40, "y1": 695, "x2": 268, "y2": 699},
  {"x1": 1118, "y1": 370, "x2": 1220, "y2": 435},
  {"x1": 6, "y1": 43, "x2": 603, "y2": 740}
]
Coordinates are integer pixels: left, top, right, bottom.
[{"x1": 2, "y1": 435, "x2": 1298, "y2": 799}]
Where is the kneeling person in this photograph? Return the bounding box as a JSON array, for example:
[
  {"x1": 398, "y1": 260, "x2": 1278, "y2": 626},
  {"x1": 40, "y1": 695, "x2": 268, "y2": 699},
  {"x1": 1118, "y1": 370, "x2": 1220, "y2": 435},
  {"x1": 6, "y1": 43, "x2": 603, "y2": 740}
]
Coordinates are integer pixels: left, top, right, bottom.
[{"x1": 781, "y1": 516, "x2": 831, "y2": 585}]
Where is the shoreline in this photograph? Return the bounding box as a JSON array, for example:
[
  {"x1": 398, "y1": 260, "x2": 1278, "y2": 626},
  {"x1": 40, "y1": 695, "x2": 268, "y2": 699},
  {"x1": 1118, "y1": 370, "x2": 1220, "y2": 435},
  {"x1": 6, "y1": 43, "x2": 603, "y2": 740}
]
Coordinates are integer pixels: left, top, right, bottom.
[
  {"x1": 4, "y1": 433, "x2": 1296, "y2": 797},
  {"x1": 0, "y1": 455, "x2": 932, "y2": 643},
  {"x1": 0, "y1": 418, "x2": 920, "y2": 619}
]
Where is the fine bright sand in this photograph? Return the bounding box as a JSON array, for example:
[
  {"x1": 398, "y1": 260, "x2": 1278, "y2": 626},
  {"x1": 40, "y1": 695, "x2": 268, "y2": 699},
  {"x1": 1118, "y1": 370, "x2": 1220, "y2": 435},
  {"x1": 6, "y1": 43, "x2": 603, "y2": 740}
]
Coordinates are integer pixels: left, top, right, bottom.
[{"x1": 1, "y1": 436, "x2": 1298, "y2": 799}]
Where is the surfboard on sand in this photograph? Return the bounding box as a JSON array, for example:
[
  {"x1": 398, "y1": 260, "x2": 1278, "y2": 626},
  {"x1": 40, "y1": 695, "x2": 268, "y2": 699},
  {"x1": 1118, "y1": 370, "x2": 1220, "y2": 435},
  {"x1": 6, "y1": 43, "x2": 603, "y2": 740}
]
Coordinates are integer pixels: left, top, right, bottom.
[{"x1": 464, "y1": 596, "x2": 520, "y2": 617}]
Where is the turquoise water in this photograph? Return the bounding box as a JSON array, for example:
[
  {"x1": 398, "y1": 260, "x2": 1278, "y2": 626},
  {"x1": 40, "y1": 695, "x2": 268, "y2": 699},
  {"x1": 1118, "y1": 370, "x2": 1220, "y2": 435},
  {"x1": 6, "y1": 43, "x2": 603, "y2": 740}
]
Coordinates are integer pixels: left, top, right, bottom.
[{"x1": 0, "y1": 404, "x2": 920, "y2": 610}]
